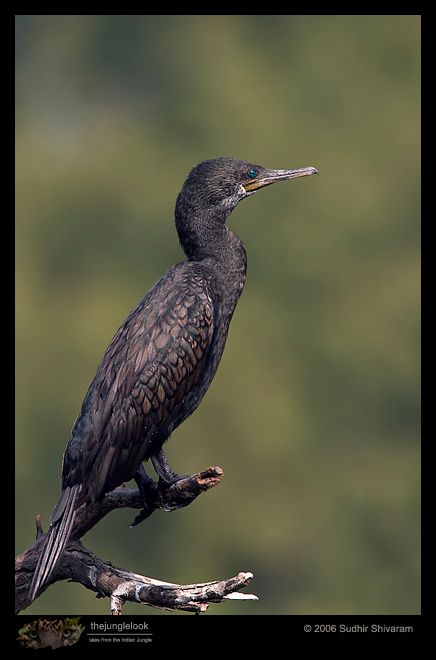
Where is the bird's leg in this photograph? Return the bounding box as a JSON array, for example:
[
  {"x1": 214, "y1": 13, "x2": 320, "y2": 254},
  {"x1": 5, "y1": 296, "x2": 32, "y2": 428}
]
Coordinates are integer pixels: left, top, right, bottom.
[
  {"x1": 133, "y1": 451, "x2": 189, "y2": 522},
  {"x1": 150, "y1": 447, "x2": 189, "y2": 508},
  {"x1": 150, "y1": 447, "x2": 182, "y2": 484}
]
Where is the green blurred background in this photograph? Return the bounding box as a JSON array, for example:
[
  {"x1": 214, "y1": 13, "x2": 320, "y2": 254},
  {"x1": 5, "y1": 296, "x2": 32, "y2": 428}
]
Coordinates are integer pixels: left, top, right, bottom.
[{"x1": 15, "y1": 15, "x2": 420, "y2": 615}]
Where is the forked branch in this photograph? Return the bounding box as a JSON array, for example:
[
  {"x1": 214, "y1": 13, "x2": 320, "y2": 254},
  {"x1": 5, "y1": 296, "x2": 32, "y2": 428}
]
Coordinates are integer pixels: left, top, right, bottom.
[{"x1": 15, "y1": 467, "x2": 258, "y2": 614}]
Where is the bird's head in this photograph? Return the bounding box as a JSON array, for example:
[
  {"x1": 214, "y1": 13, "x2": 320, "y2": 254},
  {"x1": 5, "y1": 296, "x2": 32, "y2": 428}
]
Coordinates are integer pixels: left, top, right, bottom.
[
  {"x1": 175, "y1": 157, "x2": 318, "y2": 259},
  {"x1": 177, "y1": 157, "x2": 318, "y2": 217}
]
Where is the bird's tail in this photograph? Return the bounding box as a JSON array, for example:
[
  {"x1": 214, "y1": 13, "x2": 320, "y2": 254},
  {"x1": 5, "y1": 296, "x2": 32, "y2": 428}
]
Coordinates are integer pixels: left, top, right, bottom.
[{"x1": 29, "y1": 484, "x2": 81, "y2": 601}]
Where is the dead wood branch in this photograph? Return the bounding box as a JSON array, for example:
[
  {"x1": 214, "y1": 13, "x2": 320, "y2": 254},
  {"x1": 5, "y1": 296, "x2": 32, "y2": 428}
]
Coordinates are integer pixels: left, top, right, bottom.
[{"x1": 15, "y1": 466, "x2": 258, "y2": 614}]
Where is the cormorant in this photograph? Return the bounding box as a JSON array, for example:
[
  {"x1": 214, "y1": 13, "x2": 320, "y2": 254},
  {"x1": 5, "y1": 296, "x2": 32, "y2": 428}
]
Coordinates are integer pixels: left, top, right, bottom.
[{"x1": 29, "y1": 157, "x2": 318, "y2": 600}]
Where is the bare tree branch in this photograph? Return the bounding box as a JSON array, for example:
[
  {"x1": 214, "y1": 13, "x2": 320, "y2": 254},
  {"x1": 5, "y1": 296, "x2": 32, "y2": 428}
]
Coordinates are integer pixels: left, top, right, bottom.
[{"x1": 15, "y1": 466, "x2": 258, "y2": 614}]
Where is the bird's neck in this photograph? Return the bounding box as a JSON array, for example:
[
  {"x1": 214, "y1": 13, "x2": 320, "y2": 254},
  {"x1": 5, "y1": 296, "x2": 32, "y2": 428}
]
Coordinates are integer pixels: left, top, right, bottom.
[
  {"x1": 175, "y1": 206, "x2": 247, "y2": 312},
  {"x1": 214, "y1": 229, "x2": 247, "y2": 321},
  {"x1": 176, "y1": 205, "x2": 245, "y2": 265}
]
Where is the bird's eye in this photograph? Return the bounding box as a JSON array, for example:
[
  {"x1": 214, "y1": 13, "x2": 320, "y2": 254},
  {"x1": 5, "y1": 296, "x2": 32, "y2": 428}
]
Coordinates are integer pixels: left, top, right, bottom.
[{"x1": 248, "y1": 169, "x2": 257, "y2": 179}]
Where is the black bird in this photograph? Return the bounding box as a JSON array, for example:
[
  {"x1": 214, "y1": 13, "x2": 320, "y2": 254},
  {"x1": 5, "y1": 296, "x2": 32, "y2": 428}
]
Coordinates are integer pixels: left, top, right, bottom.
[{"x1": 29, "y1": 157, "x2": 318, "y2": 600}]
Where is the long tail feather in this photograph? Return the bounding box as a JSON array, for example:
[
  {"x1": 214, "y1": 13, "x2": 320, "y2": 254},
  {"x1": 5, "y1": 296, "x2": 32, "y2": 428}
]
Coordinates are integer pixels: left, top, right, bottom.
[{"x1": 29, "y1": 485, "x2": 80, "y2": 601}]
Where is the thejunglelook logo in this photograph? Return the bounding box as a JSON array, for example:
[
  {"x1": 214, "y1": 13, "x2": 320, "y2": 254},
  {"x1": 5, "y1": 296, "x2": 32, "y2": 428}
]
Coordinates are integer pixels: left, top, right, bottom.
[{"x1": 17, "y1": 617, "x2": 85, "y2": 649}]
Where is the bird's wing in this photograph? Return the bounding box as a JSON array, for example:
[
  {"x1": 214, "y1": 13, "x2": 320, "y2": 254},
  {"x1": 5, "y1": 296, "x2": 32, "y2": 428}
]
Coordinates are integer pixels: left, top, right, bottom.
[{"x1": 66, "y1": 264, "x2": 215, "y2": 503}]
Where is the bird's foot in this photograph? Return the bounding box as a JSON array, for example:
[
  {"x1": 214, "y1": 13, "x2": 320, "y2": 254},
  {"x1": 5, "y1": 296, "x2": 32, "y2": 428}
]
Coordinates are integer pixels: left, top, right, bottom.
[
  {"x1": 133, "y1": 464, "x2": 159, "y2": 523},
  {"x1": 131, "y1": 459, "x2": 190, "y2": 526},
  {"x1": 156, "y1": 473, "x2": 190, "y2": 511}
]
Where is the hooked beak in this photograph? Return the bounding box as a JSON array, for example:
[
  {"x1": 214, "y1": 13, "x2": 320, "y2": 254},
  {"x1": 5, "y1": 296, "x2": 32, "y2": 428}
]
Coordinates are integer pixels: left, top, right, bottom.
[{"x1": 243, "y1": 166, "x2": 318, "y2": 192}]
